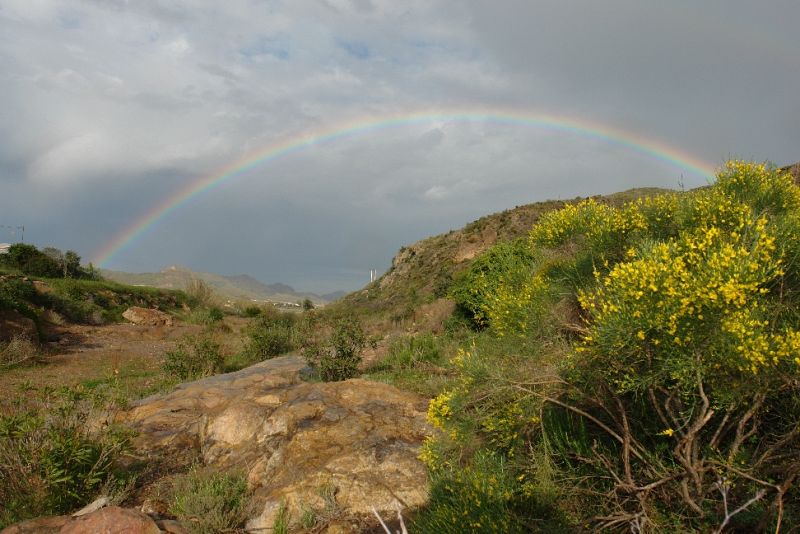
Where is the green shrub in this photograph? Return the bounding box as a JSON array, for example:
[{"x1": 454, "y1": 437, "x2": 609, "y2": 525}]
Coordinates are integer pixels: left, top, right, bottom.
[
  {"x1": 414, "y1": 451, "x2": 569, "y2": 533},
  {"x1": 185, "y1": 306, "x2": 225, "y2": 325},
  {"x1": 450, "y1": 238, "x2": 537, "y2": 329},
  {"x1": 168, "y1": 466, "x2": 251, "y2": 534},
  {"x1": 241, "y1": 305, "x2": 262, "y2": 317},
  {"x1": 184, "y1": 279, "x2": 216, "y2": 308},
  {"x1": 162, "y1": 334, "x2": 224, "y2": 381},
  {"x1": 303, "y1": 316, "x2": 371, "y2": 381},
  {"x1": 0, "y1": 396, "x2": 130, "y2": 527},
  {"x1": 425, "y1": 162, "x2": 800, "y2": 531},
  {"x1": 242, "y1": 311, "x2": 298, "y2": 363}
]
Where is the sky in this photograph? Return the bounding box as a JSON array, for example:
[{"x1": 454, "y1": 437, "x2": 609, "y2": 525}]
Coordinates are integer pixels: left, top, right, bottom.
[{"x1": 1, "y1": 0, "x2": 798, "y2": 293}]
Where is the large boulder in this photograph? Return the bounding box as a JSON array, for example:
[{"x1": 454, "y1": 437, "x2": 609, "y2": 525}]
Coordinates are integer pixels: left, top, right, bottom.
[
  {"x1": 121, "y1": 355, "x2": 431, "y2": 532},
  {"x1": 122, "y1": 307, "x2": 173, "y2": 327}
]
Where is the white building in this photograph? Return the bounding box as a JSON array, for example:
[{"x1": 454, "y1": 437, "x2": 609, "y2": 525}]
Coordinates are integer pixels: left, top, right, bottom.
[{"x1": 0, "y1": 243, "x2": 10, "y2": 255}]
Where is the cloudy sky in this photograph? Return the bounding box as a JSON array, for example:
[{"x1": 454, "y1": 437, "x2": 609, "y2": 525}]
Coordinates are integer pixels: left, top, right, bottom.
[{"x1": 1, "y1": 1, "x2": 798, "y2": 292}]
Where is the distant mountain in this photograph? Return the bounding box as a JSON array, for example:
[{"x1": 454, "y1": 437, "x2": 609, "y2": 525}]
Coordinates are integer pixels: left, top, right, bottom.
[{"x1": 100, "y1": 265, "x2": 335, "y2": 305}]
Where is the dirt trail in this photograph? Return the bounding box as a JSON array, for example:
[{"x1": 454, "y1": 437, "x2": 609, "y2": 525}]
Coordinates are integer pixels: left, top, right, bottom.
[{"x1": 0, "y1": 321, "x2": 204, "y2": 412}]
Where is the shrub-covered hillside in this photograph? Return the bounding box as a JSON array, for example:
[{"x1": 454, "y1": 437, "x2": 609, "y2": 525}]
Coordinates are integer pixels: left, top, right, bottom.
[
  {"x1": 0, "y1": 244, "x2": 191, "y2": 333},
  {"x1": 417, "y1": 162, "x2": 800, "y2": 532},
  {"x1": 338, "y1": 188, "x2": 668, "y2": 323}
]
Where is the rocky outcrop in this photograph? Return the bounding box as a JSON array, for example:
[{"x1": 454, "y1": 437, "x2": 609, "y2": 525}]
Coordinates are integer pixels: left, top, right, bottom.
[
  {"x1": 121, "y1": 355, "x2": 431, "y2": 532},
  {"x1": 0, "y1": 507, "x2": 164, "y2": 534},
  {"x1": 121, "y1": 306, "x2": 174, "y2": 327}
]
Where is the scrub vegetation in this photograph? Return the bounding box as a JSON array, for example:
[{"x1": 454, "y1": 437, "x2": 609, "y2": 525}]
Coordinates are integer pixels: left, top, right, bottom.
[
  {"x1": 2, "y1": 160, "x2": 798, "y2": 533},
  {"x1": 415, "y1": 162, "x2": 800, "y2": 532}
]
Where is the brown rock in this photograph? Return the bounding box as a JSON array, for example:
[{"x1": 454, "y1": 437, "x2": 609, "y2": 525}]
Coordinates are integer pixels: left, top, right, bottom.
[
  {"x1": 0, "y1": 309, "x2": 38, "y2": 342},
  {"x1": 60, "y1": 507, "x2": 160, "y2": 534},
  {"x1": 0, "y1": 508, "x2": 160, "y2": 534},
  {"x1": 0, "y1": 515, "x2": 70, "y2": 533},
  {"x1": 121, "y1": 355, "x2": 431, "y2": 531},
  {"x1": 122, "y1": 307, "x2": 173, "y2": 327}
]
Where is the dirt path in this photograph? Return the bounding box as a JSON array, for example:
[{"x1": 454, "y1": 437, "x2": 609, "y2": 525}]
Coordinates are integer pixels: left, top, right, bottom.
[{"x1": 0, "y1": 321, "x2": 204, "y2": 412}]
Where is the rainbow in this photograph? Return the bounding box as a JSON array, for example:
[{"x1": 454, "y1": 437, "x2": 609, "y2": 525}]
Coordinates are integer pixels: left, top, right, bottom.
[{"x1": 93, "y1": 109, "x2": 718, "y2": 266}]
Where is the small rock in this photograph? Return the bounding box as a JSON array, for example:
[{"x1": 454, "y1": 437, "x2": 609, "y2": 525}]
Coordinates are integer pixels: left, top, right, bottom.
[
  {"x1": 122, "y1": 307, "x2": 174, "y2": 327},
  {"x1": 71, "y1": 496, "x2": 109, "y2": 517}
]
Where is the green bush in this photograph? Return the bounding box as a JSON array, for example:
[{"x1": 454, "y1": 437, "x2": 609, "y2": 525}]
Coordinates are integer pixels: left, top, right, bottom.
[
  {"x1": 0, "y1": 396, "x2": 130, "y2": 527},
  {"x1": 242, "y1": 311, "x2": 298, "y2": 363},
  {"x1": 414, "y1": 451, "x2": 569, "y2": 533},
  {"x1": 303, "y1": 316, "x2": 371, "y2": 381},
  {"x1": 424, "y1": 162, "x2": 800, "y2": 531},
  {"x1": 241, "y1": 305, "x2": 262, "y2": 317},
  {"x1": 168, "y1": 466, "x2": 251, "y2": 534},
  {"x1": 162, "y1": 334, "x2": 224, "y2": 381},
  {"x1": 184, "y1": 279, "x2": 216, "y2": 308},
  {"x1": 185, "y1": 306, "x2": 225, "y2": 325},
  {"x1": 450, "y1": 238, "x2": 538, "y2": 329}
]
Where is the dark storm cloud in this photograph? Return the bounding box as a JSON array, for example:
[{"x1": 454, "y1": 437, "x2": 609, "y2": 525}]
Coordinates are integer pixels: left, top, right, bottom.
[{"x1": 0, "y1": 0, "x2": 797, "y2": 292}]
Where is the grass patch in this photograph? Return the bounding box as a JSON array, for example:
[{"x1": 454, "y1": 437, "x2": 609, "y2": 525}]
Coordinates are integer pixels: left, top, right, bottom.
[
  {"x1": 167, "y1": 466, "x2": 251, "y2": 534},
  {"x1": 0, "y1": 388, "x2": 133, "y2": 528},
  {"x1": 363, "y1": 332, "x2": 457, "y2": 397}
]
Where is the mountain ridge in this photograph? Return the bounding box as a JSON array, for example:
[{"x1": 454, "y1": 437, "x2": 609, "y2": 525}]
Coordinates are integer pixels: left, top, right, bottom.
[{"x1": 100, "y1": 265, "x2": 335, "y2": 305}]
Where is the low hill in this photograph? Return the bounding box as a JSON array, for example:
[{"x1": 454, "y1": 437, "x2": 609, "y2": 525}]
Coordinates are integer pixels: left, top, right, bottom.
[
  {"x1": 100, "y1": 265, "x2": 332, "y2": 305},
  {"x1": 338, "y1": 187, "x2": 670, "y2": 320}
]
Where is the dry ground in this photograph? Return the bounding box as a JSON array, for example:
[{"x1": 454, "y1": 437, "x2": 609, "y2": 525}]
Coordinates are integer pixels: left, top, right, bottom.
[{"x1": 0, "y1": 317, "x2": 251, "y2": 413}]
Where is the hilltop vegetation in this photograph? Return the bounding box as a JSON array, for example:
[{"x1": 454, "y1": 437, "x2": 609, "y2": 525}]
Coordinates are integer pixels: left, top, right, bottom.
[
  {"x1": 336, "y1": 188, "x2": 668, "y2": 324},
  {"x1": 0, "y1": 245, "x2": 191, "y2": 336}
]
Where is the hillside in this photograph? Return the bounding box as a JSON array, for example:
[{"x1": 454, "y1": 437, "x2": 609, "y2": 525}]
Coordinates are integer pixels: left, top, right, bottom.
[
  {"x1": 101, "y1": 265, "x2": 332, "y2": 306},
  {"x1": 339, "y1": 187, "x2": 669, "y2": 320}
]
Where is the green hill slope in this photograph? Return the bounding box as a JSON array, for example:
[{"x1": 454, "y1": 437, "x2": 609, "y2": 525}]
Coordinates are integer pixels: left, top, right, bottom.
[{"x1": 338, "y1": 188, "x2": 670, "y2": 321}]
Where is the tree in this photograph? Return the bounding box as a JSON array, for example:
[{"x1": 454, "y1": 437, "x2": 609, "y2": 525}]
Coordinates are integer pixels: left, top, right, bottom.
[{"x1": 63, "y1": 251, "x2": 81, "y2": 278}]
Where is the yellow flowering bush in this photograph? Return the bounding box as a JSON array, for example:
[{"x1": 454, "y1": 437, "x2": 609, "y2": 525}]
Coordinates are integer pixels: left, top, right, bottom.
[
  {"x1": 423, "y1": 161, "x2": 800, "y2": 531},
  {"x1": 575, "y1": 210, "x2": 795, "y2": 395}
]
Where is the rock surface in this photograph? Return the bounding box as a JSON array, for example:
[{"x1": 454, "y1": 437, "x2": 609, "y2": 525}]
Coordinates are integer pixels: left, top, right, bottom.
[
  {"x1": 121, "y1": 307, "x2": 174, "y2": 327},
  {"x1": 1, "y1": 507, "x2": 162, "y2": 534},
  {"x1": 122, "y1": 355, "x2": 431, "y2": 532}
]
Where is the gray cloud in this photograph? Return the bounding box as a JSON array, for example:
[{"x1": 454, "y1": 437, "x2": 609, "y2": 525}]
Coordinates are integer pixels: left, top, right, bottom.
[{"x1": 1, "y1": 0, "x2": 798, "y2": 292}]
